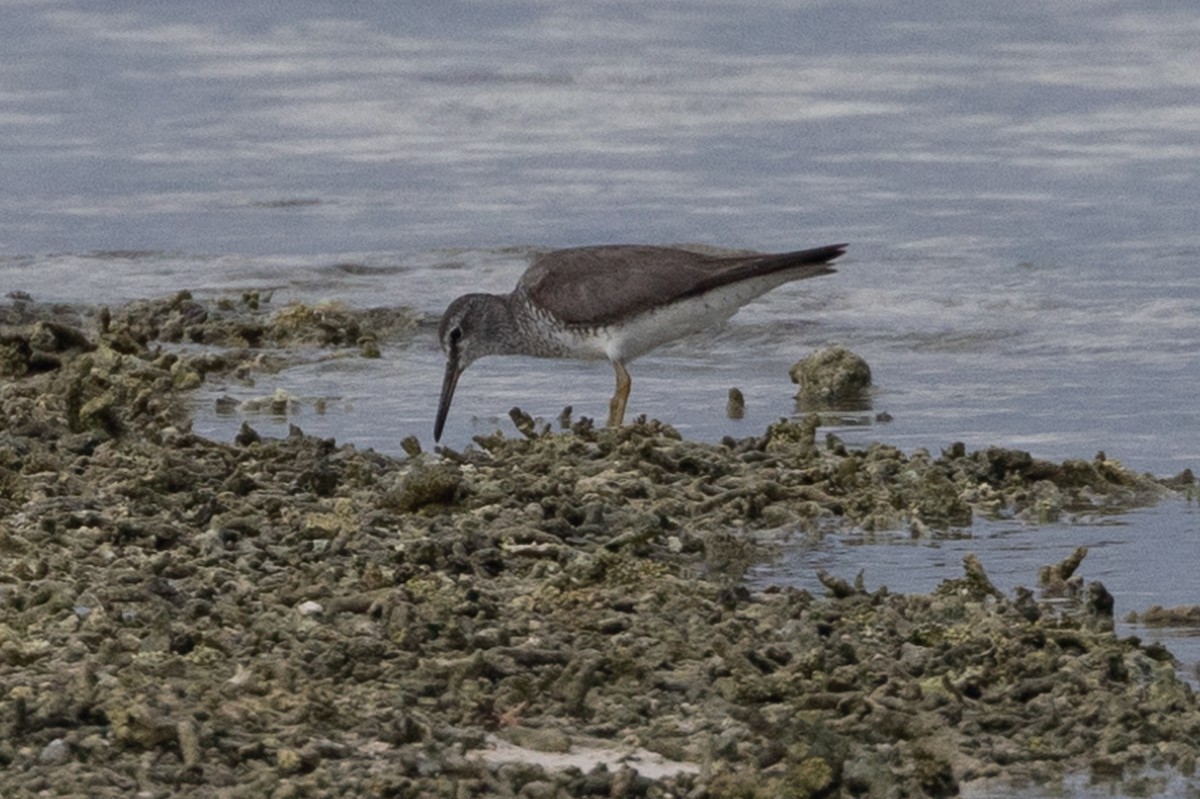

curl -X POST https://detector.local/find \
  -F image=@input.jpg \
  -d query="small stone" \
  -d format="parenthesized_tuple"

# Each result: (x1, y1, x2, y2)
(38, 738, 69, 765)
(270, 388, 292, 416)
(502, 725, 571, 754)
(898, 642, 932, 676)
(171, 367, 202, 390)
(277, 747, 304, 775)
(177, 720, 201, 768)
(359, 336, 381, 358)
(234, 421, 261, 446)
(726, 387, 745, 419)
(517, 781, 558, 799)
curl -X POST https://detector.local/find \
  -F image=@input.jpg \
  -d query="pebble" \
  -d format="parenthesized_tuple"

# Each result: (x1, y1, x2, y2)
(297, 600, 324, 616)
(38, 738, 69, 765)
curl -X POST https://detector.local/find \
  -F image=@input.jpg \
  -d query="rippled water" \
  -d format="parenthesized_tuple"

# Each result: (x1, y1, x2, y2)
(4, 5, 1200, 787)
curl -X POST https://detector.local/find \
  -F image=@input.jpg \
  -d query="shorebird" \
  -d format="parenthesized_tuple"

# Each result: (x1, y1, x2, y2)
(433, 242, 848, 442)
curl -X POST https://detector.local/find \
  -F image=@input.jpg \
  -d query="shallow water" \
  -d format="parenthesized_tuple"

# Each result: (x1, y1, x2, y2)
(749, 501, 1200, 681)
(4, 4, 1200, 787)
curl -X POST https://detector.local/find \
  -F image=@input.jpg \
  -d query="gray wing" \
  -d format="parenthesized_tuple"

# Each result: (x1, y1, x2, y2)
(517, 243, 847, 326)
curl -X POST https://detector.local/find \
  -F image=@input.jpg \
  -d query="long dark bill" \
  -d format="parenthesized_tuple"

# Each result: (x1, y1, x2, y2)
(433, 352, 463, 443)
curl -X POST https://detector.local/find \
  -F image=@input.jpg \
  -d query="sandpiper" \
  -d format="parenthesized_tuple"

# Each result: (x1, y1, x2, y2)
(434, 242, 848, 442)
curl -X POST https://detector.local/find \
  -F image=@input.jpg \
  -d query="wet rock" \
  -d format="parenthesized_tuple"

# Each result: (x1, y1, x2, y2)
(726, 387, 745, 419)
(817, 569, 865, 598)
(509, 406, 541, 439)
(1129, 605, 1200, 626)
(0, 333, 39, 376)
(790, 345, 872, 408)
(936, 553, 1005, 601)
(1086, 581, 1115, 627)
(1, 317, 95, 377)
(29, 320, 95, 355)
(1039, 546, 1088, 596)
(234, 421, 261, 446)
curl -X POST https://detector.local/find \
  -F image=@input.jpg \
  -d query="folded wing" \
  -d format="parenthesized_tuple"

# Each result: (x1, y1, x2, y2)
(518, 244, 847, 326)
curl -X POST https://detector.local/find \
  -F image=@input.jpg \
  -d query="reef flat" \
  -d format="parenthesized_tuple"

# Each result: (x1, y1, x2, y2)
(1, 293, 1197, 798)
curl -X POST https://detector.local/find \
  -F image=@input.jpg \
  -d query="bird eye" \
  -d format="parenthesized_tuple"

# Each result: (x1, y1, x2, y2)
(449, 326, 463, 344)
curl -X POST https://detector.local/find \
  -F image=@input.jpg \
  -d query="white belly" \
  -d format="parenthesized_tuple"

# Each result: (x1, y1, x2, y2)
(560, 272, 797, 363)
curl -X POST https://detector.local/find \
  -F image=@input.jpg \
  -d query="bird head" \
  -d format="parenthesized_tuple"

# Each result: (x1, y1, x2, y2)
(433, 293, 514, 442)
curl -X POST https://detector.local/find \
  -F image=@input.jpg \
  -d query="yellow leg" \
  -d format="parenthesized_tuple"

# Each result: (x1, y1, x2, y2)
(607, 361, 631, 427)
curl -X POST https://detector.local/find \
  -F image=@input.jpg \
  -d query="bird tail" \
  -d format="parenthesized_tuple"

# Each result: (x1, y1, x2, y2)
(699, 243, 848, 292)
(756, 243, 848, 268)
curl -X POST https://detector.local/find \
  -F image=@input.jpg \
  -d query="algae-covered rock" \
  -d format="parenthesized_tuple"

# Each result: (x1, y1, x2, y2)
(99, 291, 419, 357)
(1130, 605, 1200, 626)
(386, 458, 465, 513)
(726, 387, 745, 419)
(790, 345, 872, 409)
(1, 321, 94, 377)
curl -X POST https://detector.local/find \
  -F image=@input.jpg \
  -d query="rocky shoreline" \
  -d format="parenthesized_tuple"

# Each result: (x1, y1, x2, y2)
(2, 293, 1198, 797)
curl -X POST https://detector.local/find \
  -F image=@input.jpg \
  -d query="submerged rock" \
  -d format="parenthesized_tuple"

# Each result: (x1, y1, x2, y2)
(1129, 605, 1200, 626)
